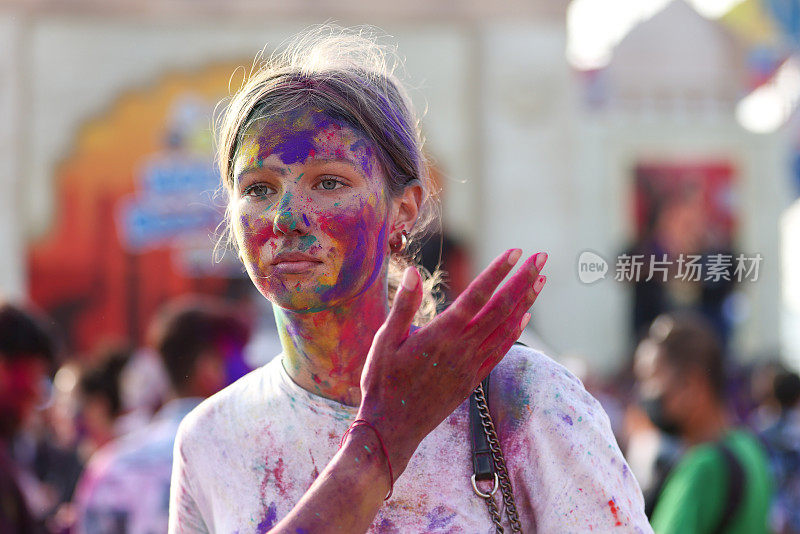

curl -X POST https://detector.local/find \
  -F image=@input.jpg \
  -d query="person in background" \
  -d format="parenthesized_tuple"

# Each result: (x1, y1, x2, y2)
(628, 185, 736, 349)
(73, 296, 250, 534)
(635, 311, 772, 533)
(13, 364, 84, 533)
(750, 360, 790, 432)
(75, 348, 131, 458)
(760, 370, 800, 534)
(0, 303, 57, 533)
(117, 345, 172, 435)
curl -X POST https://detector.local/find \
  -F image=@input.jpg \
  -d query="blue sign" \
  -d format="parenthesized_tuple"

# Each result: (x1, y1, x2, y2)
(117, 198, 221, 251)
(116, 152, 225, 251)
(139, 154, 219, 196)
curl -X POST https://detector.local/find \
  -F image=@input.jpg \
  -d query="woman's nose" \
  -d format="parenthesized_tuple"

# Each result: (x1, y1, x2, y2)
(272, 191, 306, 235)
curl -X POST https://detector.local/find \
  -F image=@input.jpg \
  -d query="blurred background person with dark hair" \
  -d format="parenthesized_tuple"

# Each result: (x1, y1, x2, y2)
(760, 370, 800, 534)
(627, 182, 736, 350)
(72, 296, 250, 534)
(75, 347, 132, 459)
(0, 303, 57, 533)
(634, 312, 772, 533)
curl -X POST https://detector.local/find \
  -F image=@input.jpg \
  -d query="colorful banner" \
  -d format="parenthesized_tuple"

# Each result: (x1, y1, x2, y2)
(29, 63, 248, 352)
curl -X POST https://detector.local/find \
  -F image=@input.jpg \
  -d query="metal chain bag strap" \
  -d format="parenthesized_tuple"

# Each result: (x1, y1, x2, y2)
(469, 371, 523, 533)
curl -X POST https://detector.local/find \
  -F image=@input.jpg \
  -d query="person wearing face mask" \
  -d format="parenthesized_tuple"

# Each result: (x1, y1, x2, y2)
(634, 312, 772, 533)
(168, 26, 651, 533)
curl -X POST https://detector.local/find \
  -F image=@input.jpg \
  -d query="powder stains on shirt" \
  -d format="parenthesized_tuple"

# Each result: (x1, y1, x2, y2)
(168, 346, 652, 533)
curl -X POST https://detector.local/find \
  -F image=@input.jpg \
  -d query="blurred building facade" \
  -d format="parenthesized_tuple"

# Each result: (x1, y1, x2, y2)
(574, 1, 793, 367)
(0, 0, 796, 374)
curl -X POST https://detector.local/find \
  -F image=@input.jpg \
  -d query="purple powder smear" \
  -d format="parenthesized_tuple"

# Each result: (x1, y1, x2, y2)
(427, 505, 456, 530)
(256, 502, 278, 533)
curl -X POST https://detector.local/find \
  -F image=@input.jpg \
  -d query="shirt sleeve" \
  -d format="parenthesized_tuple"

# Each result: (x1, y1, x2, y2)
(494, 347, 653, 533)
(649, 447, 725, 534)
(168, 419, 210, 534)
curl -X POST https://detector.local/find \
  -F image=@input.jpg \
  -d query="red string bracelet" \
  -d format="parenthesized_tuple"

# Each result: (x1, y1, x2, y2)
(339, 419, 394, 500)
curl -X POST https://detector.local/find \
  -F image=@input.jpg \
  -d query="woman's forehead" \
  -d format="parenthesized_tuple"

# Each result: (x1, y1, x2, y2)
(234, 107, 380, 178)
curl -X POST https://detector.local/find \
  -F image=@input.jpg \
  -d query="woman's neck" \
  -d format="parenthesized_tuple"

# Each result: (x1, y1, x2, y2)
(275, 280, 390, 407)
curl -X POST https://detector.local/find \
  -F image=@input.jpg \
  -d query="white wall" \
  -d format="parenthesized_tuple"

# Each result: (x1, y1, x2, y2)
(0, 12, 26, 300)
(782, 198, 800, 369)
(479, 22, 585, 364)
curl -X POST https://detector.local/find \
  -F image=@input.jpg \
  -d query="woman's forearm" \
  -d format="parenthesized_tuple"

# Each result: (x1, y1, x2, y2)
(268, 426, 397, 533)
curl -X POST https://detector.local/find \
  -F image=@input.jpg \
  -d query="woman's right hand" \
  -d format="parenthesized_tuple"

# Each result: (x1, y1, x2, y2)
(356, 249, 547, 478)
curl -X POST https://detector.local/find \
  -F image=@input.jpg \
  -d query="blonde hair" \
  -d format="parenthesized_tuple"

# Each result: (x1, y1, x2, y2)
(216, 26, 442, 323)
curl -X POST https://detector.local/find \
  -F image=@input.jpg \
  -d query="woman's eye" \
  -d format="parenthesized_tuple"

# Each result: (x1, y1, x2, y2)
(243, 184, 274, 198)
(315, 178, 345, 191)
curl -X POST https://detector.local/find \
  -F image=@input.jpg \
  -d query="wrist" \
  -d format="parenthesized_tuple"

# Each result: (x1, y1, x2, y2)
(340, 425, 393, 497)
(354, 408, 417, 477)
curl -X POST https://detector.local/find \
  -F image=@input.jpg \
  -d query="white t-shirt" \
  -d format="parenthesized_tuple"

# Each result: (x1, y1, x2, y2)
(169, 345, 652, 533)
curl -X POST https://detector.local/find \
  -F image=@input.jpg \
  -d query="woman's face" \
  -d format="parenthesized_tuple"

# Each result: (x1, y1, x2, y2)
(231, 107, 393, 312)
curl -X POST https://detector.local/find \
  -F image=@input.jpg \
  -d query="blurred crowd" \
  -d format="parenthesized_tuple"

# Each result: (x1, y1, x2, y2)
(0, 297, 252, 533)
(0, 224, 799, 533)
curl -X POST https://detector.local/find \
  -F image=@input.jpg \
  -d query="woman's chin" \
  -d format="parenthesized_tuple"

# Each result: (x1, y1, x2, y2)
(264, 290, 332, 314)
(255, 274, 380, 313)
(264, 286, 370, 314)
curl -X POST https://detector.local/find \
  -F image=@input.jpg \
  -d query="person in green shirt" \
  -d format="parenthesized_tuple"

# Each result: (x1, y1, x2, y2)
(634, 312, 773, 534)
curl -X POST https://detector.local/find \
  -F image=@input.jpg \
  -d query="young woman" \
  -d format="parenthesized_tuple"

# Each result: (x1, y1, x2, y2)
(169, 28, 651, 533)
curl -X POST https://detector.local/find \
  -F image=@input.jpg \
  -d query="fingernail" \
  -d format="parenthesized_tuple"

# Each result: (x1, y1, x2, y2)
(520, 312, 531, 331)
(401, 266, 418, 291)
(533, 275, 546, 294)
(508, 249, 522, 266)
(534, 252, 548, 271)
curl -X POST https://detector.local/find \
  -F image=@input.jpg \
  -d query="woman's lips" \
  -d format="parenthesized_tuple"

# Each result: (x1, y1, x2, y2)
(271, 260, 321, 274)
(270, 252, 323, 274)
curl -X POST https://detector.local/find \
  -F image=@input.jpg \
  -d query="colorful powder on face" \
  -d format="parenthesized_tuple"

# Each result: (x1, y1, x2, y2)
(318, 210, 388, 303)
(235, 108, 377, 179)
(232, 107, 390, 314)
(298, 235, 317, 251)
(348, 138, 376, 177)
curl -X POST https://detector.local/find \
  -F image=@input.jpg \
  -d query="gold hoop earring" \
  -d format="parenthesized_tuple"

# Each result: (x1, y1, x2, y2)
(390, 230, 408, 254)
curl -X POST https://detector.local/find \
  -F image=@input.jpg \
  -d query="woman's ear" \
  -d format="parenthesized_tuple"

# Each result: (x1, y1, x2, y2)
(392, 183, 423, 233)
